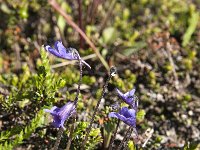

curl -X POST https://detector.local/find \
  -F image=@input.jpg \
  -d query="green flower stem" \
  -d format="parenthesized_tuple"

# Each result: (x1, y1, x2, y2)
(81, 67, 117, 150)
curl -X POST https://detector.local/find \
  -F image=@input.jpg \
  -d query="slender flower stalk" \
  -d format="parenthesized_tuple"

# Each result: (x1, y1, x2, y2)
(117, 126, 133, 150)
(124, 128, 138, 150)
(52, 128, 64, 150)
(65, 60, 82, 150)
(123, 128, 135, 150)
(44, 40, 88, 149)
(81, 67, 117, 149)
(108, 92, 138, 150)
(74, 59, 83, 106)
(66, 117, 76, 150)
(108, 119, 120, 150)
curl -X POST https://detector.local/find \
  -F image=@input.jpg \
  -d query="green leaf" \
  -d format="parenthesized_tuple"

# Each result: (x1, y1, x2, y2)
(1, 3, 12, 14)
(57, 2, 71, 34)
(136, 109, 146, 122)
(102, 27, 118, 44)
(184, 142, 200, 150)
(103, 121, 116, 148)
(19, 5, 29, 19)
(18, 99, 30, 108)
(58, 15, 66, 34)
(128, 140, 136, 150)
(182, 10, 199, 47)
(122, 41, 146, 56)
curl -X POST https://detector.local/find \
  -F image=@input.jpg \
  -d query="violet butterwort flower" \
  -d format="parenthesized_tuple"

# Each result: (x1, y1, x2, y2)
(45, 41, 91, 68)
(116, 88, 136, 108)
(109, 107, 136, 127)
(44, 101, 76, 129)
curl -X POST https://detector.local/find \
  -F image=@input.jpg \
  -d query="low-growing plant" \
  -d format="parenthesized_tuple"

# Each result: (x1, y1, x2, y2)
(0, 40, 144, 150)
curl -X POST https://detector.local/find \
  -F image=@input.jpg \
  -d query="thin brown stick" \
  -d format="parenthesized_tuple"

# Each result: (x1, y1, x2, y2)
(48, 0, 109, 71)
(99, 0, 116, 34)
(89, 0, 102, 24)
(78, 0, 83, 48)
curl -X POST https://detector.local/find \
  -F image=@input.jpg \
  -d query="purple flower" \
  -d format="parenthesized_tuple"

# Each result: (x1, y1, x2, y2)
(45, 41, 91, 68)
(44, 101, 76, 129)
(109, 107, 136, 127)
(116, 88, 137, 108)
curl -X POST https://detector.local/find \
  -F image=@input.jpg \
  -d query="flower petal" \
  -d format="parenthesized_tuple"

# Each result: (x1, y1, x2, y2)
(44, 106, 59, 114)
(108, 112, 118, 118)
(116, 88, 136, 107)
(116, 88, 124, 98)
(45, 45, 61, 58)
(109, 111, 126, 120)
(116, 88, 127, 102)
(119, 107, 129, 115)
(109, 107, 136, 127)
(124, 117, 136, 127)
(54, 41, 66, 53)
(54, 41, 76, 60)
(127, 109, 136, 117)
(44, 101, 76, 128)
(52, 118, 62, 128)
(45, 41, 91, 68)
(120, 107, 136, 118)
(58, 102, 75, 121)
(124, 88, 135, 97)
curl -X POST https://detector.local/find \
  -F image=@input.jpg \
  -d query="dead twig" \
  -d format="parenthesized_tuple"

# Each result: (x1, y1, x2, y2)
(48, 0, 109, 71)
(77, 0, 84, 48)
(142, 128, 154, 148)
(99, 0, 116, 34)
